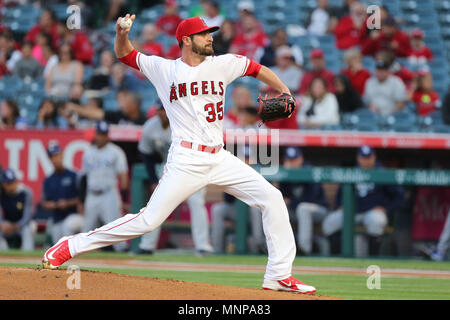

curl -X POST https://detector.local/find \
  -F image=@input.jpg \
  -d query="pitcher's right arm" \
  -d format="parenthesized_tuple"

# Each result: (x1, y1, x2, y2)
(114, 13, 136, 58)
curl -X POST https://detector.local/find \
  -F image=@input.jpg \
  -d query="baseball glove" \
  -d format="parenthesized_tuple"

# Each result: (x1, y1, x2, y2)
(257, 93, 296, 123)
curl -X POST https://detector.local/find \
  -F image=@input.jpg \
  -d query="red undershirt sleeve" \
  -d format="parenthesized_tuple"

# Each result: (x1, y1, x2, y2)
(118, 49, 139, 71)
(244, 59, 262, 78)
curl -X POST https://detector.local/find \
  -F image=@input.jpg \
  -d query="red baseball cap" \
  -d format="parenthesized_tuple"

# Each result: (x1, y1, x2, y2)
(310, 49, 324, 59)
(411, 28, 424, 39)
(175, 17, 219, 43)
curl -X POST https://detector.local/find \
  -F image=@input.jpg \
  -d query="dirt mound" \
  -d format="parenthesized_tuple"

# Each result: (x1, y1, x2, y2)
(0, 266, 339, 300)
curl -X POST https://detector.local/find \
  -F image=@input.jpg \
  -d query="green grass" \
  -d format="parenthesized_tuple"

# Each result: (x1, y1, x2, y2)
(2, 249, 450, 271)
(1, 261, 449, 300)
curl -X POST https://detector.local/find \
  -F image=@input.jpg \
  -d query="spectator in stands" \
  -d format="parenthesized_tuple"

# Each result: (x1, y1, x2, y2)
(85, 49, 114, 93)
(104, 0, 130, 25)
(41, 144, 83, 243)
(0, 30, 22, 74)
(42, 43, 58, 80)
(234, 0, 264, 36)
(307, 0, 332, 35)
(377, 50, 415, 90)
(138, 24, 164, 57)
(298, 49, 335, 94)
(109, 62, 142, 92)
(236, 106, 260, 129)
(212, 19, 235, 56)
(277, 147, 329, 255)
(0, 169, 34, 251)
(165, 43, 182, 60)
(36, 98, 68, 128)
(334, 74, 364, 113)
(340, 48, 371, 95)
(297, 77, 340, 128)
(67, 89, 147, 125)
(331, 0, 360, 20)
(408, 29, 433, 71)
(359, 6, 393, 45)
(322, 146, 405, 256)
(32, 32, 53, 66)
(25, 9, 59, 49)
(56, 20, 94, 65)
(201, 0, 224, 31)
(13, 41, 43, 80)
(255, 28, 303, 68)
(45, 43, 84, 101)
(361, 16, 411, 58)
(260, 46, 303, 94)
(363, 60, 406, 116)
(0, 99, 27, 129)
(412, 71, 441, 117)
(156, 0, 183, 37)
(65, 97, 104, 128)
(334, 1, 366, 49)
(229, 12, 269, 60)
(224, 85, 254, 128)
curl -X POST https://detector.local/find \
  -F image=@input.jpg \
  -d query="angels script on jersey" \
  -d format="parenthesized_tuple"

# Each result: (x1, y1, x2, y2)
(169, 81, 225, 102)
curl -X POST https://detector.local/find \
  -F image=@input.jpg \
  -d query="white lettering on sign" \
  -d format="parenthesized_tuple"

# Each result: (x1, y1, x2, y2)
(28, 140, 54, 180)
(3, 138, 90, 181)
(4, 139, 25, 179)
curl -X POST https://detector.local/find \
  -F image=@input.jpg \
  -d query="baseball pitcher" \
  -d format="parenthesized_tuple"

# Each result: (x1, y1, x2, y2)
(43, 14, 316, 294)
(138, 102, 213, 255)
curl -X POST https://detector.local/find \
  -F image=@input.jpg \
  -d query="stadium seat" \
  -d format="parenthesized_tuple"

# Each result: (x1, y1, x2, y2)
(381, 109, 418, 132)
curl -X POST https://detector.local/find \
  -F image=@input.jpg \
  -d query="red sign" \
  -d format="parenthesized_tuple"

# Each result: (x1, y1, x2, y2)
(412, 187, 450, 240)
(0, 129, 92, 204)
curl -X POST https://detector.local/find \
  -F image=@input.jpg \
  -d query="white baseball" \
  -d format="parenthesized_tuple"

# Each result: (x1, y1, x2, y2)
(120, 18, 132, 29)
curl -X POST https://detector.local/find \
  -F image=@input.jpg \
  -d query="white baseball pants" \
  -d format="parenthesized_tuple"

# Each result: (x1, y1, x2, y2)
(139, 188, 213, 252)
(68, 142, 296, 280)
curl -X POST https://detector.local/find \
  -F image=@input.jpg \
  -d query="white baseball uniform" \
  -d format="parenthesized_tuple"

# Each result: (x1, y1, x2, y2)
(81, 142, 128, 251)
(68, 52, 296, 281)
(138, 115, 213, 253)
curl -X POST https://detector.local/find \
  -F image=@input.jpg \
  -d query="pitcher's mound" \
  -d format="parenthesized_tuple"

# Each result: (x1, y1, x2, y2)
(0, 266, 340, 300)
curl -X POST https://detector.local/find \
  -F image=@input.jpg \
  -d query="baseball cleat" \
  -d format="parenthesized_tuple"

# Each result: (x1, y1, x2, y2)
(42, 237, 72, 269)
(262, 276, 316, 294)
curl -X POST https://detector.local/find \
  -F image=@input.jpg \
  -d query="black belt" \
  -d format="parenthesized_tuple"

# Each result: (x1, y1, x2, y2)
(90, 189, 109, 195)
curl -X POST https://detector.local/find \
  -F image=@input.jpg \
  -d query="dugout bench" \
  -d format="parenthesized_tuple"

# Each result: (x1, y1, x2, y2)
(130, 164, 450, 257)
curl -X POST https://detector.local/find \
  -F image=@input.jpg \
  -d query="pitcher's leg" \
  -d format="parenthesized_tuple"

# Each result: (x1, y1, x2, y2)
(209, 151, 295, 280)
(139, 227, 161, 251)
(187, 188, 213, 252)
(68, 164, 206, 257)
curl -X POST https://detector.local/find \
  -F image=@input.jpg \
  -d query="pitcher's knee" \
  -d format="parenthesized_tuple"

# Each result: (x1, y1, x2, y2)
(264, 186, 284, 208)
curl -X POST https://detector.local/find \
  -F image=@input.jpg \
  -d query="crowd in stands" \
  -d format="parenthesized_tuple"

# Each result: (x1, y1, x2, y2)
(0, 0, 449, 131)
